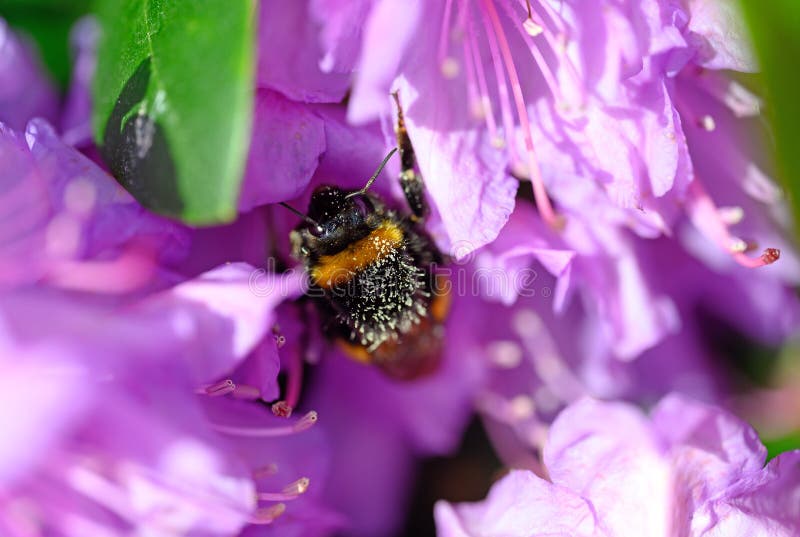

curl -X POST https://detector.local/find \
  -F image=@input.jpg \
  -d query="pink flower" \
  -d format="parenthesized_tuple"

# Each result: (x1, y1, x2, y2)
(436, 394, 800, 537)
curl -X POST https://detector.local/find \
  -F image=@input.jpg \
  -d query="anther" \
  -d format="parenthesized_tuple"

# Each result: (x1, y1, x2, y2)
(273, 326, 286, 349)
(728, 238, 748, 253)
(510, 395, 536, 419)
(482, 0, 563, 229)
(731, 248, 780, 268)
(271, 401, 293, 418)
(698, 115, 716, 132)
(523, 18, 544, 36)
(523, 0, 543, 36)
(486, 340, 523, 368)
(200, 379, 236, 397)
(294, 410, 319, 432)
(718, 206, 744, 225)
(688, 180, 781, 269)
(252, 464, 278, 479)
(251, 503, 286, 525)
(283, 477, 310, 496)
(256, 477, 311, 502)
(441, 57, 460, 78)
(762, 248, 781, 264)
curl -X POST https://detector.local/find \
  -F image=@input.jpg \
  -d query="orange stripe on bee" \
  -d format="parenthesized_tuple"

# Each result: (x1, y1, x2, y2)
(337, 339, 373, 364)
(311, 221, 404, 288)
(430, 274, 452, 322)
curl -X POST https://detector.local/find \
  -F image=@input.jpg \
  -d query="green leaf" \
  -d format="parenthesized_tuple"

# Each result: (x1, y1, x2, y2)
(764, 430, 800, 461)
(740, 1, 800, 231)
(92, 0, 255, 224)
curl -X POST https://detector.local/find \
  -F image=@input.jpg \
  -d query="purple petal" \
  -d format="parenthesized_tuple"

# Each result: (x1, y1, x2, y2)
(26, 118, 190, 263)
(544, 398, 675, 536)
(0, 344, 90, 487)
(685, 0, 757, 72)
(0, 293, 259, 535)
(0, 124, 50, 285)
(434, 470, 600, 537)
(346, 0, 421, 124)
(84, 386, 256, 535)
(395, 83, 516, 257)
(309, 0, 373, 75)
(475, 203, 575, 309)
(642, 79, 692, 198)
(692, 451, 800, 536)
(203, 396, 346, 537)
(0, 20, 58, 132)
(258, 0, 351, 103)
(61, 17, 99, 147)
(139, 262, 305, 385)
(650, 393, 767, 504)
(240, 90, 326, 211)
(308, 381, 416, 537)
(12, 119, 190, 292)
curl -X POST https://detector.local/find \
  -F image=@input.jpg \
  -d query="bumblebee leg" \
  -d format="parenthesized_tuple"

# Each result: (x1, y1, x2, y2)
(392, 91, 428, 222)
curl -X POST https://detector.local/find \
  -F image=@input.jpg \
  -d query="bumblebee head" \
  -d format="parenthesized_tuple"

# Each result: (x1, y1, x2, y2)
(290, 185, 380, 255)
(307, 185, 373, 230)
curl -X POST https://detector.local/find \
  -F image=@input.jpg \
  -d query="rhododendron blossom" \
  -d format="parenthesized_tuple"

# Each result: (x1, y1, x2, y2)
(0, 1, 798, 537)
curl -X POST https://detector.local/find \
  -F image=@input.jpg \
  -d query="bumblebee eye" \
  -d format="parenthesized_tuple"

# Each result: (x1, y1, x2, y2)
(351, 195, 373, 217)
(308, 224, 325, 237)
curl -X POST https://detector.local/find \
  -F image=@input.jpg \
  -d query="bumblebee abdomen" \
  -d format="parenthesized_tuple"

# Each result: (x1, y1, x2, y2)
(329, 245, 429, 349)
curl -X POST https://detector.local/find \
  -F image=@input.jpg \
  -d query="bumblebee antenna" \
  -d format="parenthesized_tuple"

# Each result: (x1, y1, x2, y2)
(278, 202, 323, 232)
(345, 147, 398, 199)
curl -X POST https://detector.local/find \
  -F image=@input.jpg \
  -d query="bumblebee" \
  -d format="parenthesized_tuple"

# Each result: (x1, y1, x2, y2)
(287, 94, 450, 379)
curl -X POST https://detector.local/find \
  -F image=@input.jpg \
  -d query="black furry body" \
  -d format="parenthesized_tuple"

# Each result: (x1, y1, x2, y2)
(291, 189, 441, 353)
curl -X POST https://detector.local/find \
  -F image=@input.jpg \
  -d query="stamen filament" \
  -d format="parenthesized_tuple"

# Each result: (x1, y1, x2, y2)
(199, 379, 236, 397)
(256, 477, 311, 501)
(466, 30, 501, 144)
(212, 411, 318, 437)
(462, 35, 481, 117)
(516, 0, 586, 109)
(231, 384, 261, 400)
(479, 2, 518, 155)
(481, 0, 562, 228)
(438, 0, 456, 72)
(687, 181, 780, 268)
(252, 464, 279, 478)
(271, 339, 305, 417)
(251, 503, 286, 525)
(498, 0, 562, 103)
(532, 0, 567, 36)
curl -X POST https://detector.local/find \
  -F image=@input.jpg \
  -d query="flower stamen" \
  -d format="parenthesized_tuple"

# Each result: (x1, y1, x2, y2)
(197, 379, 261, 400)
(518, 0, 586, 110)
(498, 0, 562, 104)
(270, 334, 304, 417)
(252, 464, 279, 479)
(256, 477, 311, 502)
(478, 1, 517, 155)
(481, 0, 563, 229)
(251, 503, 286, 525)
(522, 0, 543, 36)
(439, 0, 457, 76)
(687, 181, 780, 268)
(199, 379, 236, 397)
(212, 411, 318, 437)
(466, 29, 502, 146)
